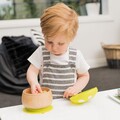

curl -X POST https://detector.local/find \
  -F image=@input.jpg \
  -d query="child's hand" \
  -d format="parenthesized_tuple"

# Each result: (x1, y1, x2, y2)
(31, 83, 42, 94)
(63, 86, 81, 99)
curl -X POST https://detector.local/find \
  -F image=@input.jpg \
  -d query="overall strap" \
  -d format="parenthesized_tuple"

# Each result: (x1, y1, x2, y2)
(69, 47, 77, 66)
(42, 47, 50, 64)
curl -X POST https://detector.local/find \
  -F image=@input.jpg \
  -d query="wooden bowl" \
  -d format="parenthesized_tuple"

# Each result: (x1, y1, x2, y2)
(22, 87, 53, 109)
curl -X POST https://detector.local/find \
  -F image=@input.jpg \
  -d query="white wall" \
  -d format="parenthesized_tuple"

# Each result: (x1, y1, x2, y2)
(0, 0, 120, 68)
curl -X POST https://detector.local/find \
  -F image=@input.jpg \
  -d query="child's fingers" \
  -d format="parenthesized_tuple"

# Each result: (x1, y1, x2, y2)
(37, 85, 43, 93)
(31, 85, 39, 94)
(64, 87, 77, 98)
(63, 88, 72, 98)
(31, 87, 36, 94)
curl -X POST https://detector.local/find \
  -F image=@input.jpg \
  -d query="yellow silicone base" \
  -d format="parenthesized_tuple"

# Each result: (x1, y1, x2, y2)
(23, 105, 53, 114)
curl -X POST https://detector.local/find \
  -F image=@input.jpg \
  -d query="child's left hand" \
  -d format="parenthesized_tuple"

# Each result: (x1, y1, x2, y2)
(63, 72, 90, 98)
(63, 86, 81, 99)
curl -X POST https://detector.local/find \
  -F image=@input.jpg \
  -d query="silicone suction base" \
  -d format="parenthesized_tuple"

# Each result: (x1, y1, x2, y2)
(23, 105, 53, 114)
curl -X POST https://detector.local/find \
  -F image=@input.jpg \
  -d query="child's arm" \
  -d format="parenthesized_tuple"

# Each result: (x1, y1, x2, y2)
(63, 72, 90, 98)
(27, 64, 42, 94)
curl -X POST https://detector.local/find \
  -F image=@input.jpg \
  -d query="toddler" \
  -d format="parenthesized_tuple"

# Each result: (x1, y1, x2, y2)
(27, 3, 90, 99)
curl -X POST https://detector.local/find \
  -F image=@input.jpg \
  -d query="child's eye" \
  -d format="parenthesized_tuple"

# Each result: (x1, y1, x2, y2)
(58, 43, 64, 46)
(47, 41, 53, 44)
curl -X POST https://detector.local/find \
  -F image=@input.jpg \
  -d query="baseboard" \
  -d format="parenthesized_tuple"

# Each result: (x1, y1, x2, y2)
(87, 57, 107, 68)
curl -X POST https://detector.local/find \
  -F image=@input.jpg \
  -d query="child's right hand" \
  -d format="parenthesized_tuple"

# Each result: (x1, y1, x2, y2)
(31, 83, 43, 94)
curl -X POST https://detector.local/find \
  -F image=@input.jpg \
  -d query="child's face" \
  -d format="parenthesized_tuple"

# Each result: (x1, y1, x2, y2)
(45, 34, 71, 55)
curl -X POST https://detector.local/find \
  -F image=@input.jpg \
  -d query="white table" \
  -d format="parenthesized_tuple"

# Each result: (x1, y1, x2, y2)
(0, 89, 119, 120)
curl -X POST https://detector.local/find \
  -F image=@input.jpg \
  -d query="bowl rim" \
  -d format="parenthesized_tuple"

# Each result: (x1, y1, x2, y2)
(22, 87, 51, 96)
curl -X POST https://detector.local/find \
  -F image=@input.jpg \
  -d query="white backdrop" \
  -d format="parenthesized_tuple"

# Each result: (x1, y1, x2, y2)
(0, 0, 120, 68)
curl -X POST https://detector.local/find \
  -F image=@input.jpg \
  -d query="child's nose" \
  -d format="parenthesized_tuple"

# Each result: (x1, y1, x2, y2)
(52, 44, 58, 51)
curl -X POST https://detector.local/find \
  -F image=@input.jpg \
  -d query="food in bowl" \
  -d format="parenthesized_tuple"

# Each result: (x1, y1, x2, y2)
(22, 87, 53, 109)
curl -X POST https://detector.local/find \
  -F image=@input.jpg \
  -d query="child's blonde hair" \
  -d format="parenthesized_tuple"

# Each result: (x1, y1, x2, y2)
(40, 3, 79, 41)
